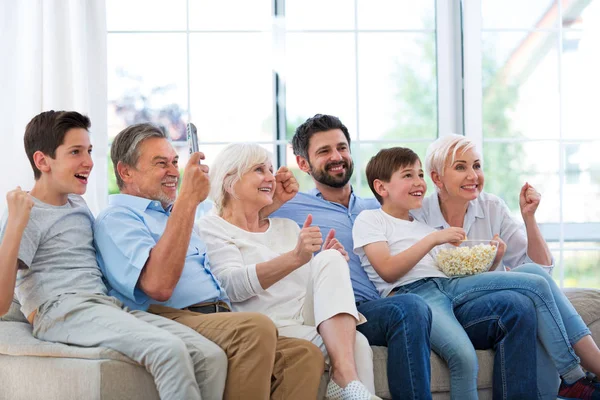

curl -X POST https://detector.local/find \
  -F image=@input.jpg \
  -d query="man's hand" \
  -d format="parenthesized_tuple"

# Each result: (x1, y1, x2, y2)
(519, 182, 541, 218)
(6, 187, 34, 232)
(293, 214, 323, 266)
(430, 227, 466, 246)
(322, 228, 350, 261)
(178, 152, 210, 205)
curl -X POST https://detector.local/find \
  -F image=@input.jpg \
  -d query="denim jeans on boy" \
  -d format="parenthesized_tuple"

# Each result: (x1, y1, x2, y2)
(395, 279, 539, 400)
(357, 293, 433, 400)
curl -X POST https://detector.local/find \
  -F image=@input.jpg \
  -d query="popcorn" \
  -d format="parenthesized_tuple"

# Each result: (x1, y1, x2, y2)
(436, 243, 497, 276)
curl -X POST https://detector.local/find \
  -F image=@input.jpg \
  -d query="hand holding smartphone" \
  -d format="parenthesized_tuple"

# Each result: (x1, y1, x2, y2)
(187, 122, 199, 157)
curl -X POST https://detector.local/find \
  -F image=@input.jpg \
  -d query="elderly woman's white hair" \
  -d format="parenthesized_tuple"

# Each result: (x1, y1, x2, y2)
(209, 142, 273, 213)
(425, 134, 478, 179)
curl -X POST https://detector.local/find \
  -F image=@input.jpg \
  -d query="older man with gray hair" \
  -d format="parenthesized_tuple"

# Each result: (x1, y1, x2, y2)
(94, 123, 324, 400)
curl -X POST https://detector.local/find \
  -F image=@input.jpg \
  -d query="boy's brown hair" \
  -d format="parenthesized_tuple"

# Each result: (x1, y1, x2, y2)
(24, 111, 91, 179)
(366, 147, 421, 204)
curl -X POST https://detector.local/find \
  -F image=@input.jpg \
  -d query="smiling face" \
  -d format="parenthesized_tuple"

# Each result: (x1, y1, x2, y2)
(121, 137, 180, 208)
(435, 147, 484, 202)
(42, 128, 94, 197)
(377, 161, 427, 213)
(298, 129, 354, 188)
(230, 160, 275, 210)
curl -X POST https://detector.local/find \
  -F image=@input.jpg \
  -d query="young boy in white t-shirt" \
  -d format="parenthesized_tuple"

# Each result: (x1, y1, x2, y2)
(352, 147, 598, 400)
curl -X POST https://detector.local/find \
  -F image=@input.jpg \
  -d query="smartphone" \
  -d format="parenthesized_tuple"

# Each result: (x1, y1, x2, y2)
(187, 122, 199, 155)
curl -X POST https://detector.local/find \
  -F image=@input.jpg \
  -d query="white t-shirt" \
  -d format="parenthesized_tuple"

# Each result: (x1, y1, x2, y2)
(198, 215, 310, 328)
(353, 208, 446, 297)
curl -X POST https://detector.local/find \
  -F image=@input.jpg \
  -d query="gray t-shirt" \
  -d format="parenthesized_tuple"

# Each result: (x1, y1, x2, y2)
(0, 194, 107, 318)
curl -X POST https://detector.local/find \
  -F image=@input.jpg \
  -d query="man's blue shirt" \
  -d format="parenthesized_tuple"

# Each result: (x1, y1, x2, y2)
(273, 188, 381, 303)
(94, 194, 228, 311)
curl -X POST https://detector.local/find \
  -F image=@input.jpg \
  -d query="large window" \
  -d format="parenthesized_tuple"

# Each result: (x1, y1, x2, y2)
(464, 0, 600, 287)
(106, 0, 599, 288)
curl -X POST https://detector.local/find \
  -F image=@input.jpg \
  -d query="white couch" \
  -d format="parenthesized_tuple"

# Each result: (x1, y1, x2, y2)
(2, 288, 600, 400)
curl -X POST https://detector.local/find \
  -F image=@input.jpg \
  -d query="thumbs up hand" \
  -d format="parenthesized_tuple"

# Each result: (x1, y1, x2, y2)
(293, 214, 323, 265)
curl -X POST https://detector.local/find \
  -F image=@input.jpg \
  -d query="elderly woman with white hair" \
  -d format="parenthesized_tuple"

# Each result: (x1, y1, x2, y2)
(198, 143, 380, 400)
(411, 133, 600, 397)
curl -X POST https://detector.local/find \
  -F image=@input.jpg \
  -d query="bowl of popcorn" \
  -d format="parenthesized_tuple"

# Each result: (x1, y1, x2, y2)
(436, 240, 499, 277)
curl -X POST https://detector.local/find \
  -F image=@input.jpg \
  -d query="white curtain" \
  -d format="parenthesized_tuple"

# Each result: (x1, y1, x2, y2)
(0, 0, 107, 216)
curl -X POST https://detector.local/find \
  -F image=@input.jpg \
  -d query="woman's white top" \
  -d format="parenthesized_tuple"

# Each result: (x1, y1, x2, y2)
(198, 216, 310, 328)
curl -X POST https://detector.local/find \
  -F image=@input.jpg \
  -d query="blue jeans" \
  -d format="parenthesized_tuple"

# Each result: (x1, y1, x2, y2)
(511, 263, 591, 399)
(512, 263, 591, 345)
(396, 280, 539, 400)
(454, 291, 541, 400)
(356, 293, 432, 400)
(436, 271, 581, 378)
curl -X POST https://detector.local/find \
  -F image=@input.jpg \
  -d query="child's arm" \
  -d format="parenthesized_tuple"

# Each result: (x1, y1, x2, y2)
(363, 227, 466, 283)
(0, 188, 34, 315)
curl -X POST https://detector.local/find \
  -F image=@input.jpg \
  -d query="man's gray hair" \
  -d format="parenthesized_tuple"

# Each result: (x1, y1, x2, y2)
(111, 123, 167, 190)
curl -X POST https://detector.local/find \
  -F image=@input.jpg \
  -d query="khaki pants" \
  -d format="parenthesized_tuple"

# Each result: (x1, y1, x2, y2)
(149, 305, 325, 400)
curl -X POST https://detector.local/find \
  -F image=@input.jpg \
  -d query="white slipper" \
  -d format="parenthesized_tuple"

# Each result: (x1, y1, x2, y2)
(326, 380, 381, 400)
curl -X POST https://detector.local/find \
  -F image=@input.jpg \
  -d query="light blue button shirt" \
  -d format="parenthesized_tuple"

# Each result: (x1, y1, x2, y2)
(273, 188, 381, 303)
(94, 194, 228, 311)
(410, 191, 553, 270)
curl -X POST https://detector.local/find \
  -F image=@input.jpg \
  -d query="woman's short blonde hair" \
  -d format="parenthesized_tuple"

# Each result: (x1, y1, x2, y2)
(209, 143, 273, 213)
(425, 134, 477, 178)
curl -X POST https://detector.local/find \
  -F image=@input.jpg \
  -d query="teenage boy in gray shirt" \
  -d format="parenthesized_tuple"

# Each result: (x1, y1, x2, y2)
(0, 111, 226, 400)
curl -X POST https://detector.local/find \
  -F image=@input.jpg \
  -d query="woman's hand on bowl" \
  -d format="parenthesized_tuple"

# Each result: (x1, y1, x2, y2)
(489, 234, 506, 271)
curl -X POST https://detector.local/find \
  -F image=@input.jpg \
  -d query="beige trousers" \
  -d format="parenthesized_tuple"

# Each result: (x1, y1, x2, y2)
(149, 305, 325, 400)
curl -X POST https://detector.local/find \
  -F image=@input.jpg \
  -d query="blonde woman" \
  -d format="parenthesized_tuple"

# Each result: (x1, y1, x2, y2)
(412, 134, 600, 398)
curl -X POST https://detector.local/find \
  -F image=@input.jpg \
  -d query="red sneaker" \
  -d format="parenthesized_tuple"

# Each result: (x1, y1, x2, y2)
(558, 378, 600, 400)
